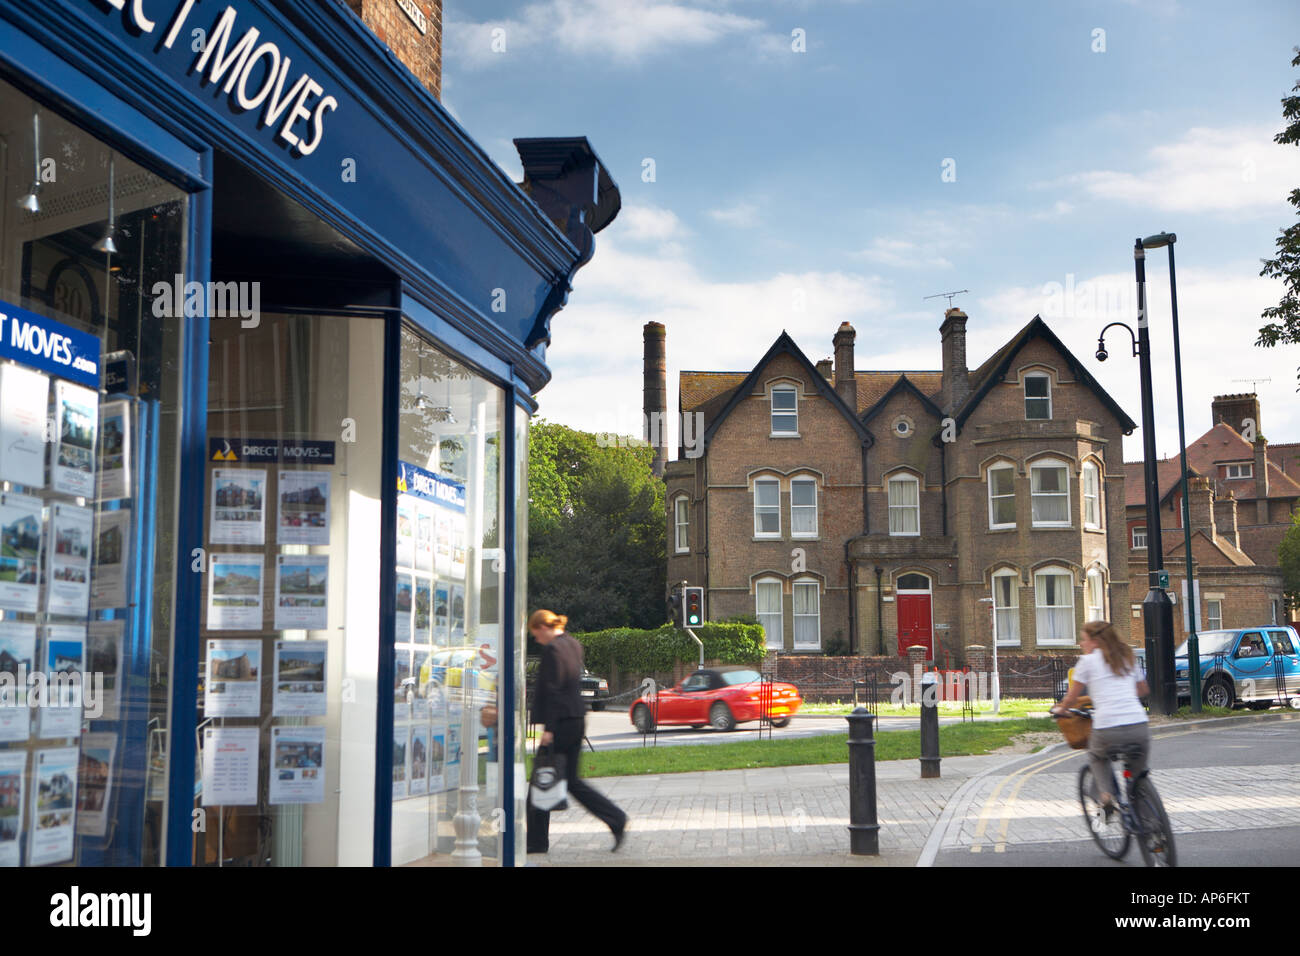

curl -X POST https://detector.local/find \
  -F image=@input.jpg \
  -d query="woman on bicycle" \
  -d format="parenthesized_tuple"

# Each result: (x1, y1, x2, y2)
(1051, 620, 1151, 809)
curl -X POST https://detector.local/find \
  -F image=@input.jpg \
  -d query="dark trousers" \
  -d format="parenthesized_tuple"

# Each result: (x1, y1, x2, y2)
(526, 716, 625, 853)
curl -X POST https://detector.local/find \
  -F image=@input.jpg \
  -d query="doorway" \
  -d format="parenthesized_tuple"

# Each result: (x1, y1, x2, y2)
(896, 572, 933, 658)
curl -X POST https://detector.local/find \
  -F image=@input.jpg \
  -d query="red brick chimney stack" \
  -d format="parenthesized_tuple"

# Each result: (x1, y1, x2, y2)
(1253, 437, 1270, 524)
(1188, 476, 1216, 538)
(833, 323, 857, 410)
(643, 322, 667, 477)
(1213, 490, 1239, 550)
(940, 308, 969, 414)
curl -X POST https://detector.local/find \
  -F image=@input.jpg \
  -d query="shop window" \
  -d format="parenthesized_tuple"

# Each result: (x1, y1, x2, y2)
(888, 475, 920, 536)
(1035, 568, 1075, 644)
(755, 579, 783, 649)
(791, 478, 818, 537)
(988, 464, 1015, 529)
(992, 571, 1020, 646)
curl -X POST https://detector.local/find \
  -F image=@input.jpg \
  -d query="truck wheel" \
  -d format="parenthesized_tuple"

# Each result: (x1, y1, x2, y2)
(1203, 678, 1235, 709)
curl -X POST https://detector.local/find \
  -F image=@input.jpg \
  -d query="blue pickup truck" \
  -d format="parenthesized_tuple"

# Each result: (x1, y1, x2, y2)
(1152, 627, 1300, 709)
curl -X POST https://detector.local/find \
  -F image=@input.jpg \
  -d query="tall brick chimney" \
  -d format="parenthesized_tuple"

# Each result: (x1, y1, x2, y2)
(815, 358, 833, 381)
(940, 308, 970, 414)
(833, 323, 857, 410)
(1213, 490, 1239, 550)
(1253, 436, 1270, 524)
(1187, 476, 1216, 538)
(345, 0, 443, 98)
(1211, 393, 1261, 436)
(643, 322, 667, 477)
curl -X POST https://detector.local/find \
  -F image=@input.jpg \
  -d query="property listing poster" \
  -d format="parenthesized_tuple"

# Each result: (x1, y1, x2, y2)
(445, 723, 460, 790)
(0, 492, 43, 612)
(414, 577, 432, 645)
(90, 508, 130, 609)
(0, 750, 26, 866)
(409, 724, 429, 796)
(51, 380, 99, 498)
(273, 554, 329, 631)
(85, 621, 124, 722)
(395, 572, 413, 643)
(433, 583, 449, 647)
(392, 724, 409, 800)
(29, 746, 78, 866)
(204, 639, 262, 718)
(207, 554, 264, 630)
(0, 363, 49, 489)
(210, 468, 267, 545)
(0, 621, 36, 742)
(393, 646, 412, 720)
(272, 639, 327, 717)
(276, 471, 330, 546)
(415, 506, 434, 573)
(76, 732, 118, 837)
(428, 724, 446, 793)
(396, 496, 415, 568)
(450, 514, 467, 579)
(450, 584, 465, 644)
(45, 503, 93, 616)
(201, 726, 259, 806)
(96, 400, 131, 501)
(434, 511, 451, 576)
(38, 626, 84, 739)
(269, 725, 326, 805)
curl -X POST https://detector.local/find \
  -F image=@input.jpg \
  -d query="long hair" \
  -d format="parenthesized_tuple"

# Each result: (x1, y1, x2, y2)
(528, 608, 568, 631)
(1082, 620, 1134, 675)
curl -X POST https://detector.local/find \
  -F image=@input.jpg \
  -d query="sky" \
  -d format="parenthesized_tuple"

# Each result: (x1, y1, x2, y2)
(440, 0, 1300, 463)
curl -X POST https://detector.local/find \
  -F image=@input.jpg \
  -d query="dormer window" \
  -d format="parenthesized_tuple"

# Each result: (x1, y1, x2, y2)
(1024, 373, 1051, 420)
(1225, 463, 1253, 479)
(771, 386, 798, 435)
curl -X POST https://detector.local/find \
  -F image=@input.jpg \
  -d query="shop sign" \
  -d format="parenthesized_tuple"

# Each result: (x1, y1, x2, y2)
(210, 437, 336, 465)
(395, 0, 429, 35)
(0, 298, 100, 389)
(397, 460, 465, 512)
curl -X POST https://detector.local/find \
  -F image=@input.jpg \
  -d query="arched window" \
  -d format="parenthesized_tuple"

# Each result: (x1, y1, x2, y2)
(792, 578, 820, 649)
(888, 474, 920, 536)
(1030, 459, 1070, 527)
(988, 463, 1015, 529)
(1035, 567, 1075, 644)
(673, 496, 689, 553)
(755, 578, 783, 649)
(992, 569, 1020, 646)
(1086, 568, 1106, 621)
(1082, 461, 1102, 530)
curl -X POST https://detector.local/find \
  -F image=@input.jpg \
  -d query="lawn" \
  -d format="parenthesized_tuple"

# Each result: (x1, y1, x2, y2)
(532, 717, 1059, 779)
(800, 698, 1055, 718)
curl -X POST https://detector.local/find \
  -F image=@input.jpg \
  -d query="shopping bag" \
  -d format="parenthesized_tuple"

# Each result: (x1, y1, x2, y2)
(529, 748, 569, 811)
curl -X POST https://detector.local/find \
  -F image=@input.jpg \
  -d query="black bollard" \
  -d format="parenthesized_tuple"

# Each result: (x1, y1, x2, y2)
(846, 706, 880, 855)
(920, 670, 941, 778)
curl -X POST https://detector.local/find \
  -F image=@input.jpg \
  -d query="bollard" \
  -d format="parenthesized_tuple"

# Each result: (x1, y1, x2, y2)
(919, 670, 941, 779)
(846, 706, 880, 855)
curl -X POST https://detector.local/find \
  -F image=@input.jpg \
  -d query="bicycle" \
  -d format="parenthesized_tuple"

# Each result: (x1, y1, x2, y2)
(1052, 707, 1177, 867)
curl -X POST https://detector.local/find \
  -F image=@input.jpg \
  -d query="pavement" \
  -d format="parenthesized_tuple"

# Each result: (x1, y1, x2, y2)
(529, 712, 1300, 867)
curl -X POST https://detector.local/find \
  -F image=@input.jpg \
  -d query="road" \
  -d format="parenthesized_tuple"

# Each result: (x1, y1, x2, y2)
(925, 713, 1300, 866)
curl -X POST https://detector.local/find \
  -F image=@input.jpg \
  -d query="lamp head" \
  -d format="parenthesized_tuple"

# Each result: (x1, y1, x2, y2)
(92, 231, 118, 255)
(1095, 340, 1108, 362)
(17, 184, 40, 214)
(1141, 232, 1176, 249)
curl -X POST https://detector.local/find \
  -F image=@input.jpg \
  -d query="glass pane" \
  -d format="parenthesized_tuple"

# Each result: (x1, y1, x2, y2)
(1026, 398, 1050, 419)
(898, 573, 929, 590)
(994, 496, 1016, 525)
(792, 508, 816, 535)
(758, 511, 779, 534)
(1032, 467, 1064, 494)
(756, 583, 780, 614)
(991, 468, 1014, 496)
(791, 481, 815, 507)
(771, 414, 797, 432)
(793, 583, 817, 615)
(756, 481, 778, 507)
(889, 479, 918, 506)
(771, 390, 797, 411)
(1025, 377, 1049, 397)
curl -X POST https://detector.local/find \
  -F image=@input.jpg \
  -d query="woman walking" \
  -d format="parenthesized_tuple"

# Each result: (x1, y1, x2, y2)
(526, 609, 628, 854)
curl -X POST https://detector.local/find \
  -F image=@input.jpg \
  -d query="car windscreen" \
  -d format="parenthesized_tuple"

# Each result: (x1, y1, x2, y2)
(1174, 631, 1235, 657)
(719, 670, 762, 686)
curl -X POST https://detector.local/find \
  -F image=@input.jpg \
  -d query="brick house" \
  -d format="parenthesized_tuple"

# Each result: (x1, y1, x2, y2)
(664, 309, 1137, 664)
(1123, 394, 1300, 638)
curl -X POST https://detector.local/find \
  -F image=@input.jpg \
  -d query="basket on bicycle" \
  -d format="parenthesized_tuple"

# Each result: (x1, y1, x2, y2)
(1056, 695, 1093, 749)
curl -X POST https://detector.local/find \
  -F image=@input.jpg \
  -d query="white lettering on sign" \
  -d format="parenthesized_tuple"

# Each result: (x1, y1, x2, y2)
(395, 0, 429, 35)
(99, 0, 338, 158)
(0, 312, 96, 376)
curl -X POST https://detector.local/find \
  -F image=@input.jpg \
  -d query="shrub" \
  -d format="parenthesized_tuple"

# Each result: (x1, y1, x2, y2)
(572, 622, 766, 675)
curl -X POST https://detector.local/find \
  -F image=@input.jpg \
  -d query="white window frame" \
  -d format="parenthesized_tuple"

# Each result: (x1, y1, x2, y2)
(1132, 525, 1147, 549)
(1086, 569, 1105, 622)
(1024, 373, 1052, 420)
(1034, 567, 1076, 645)
(987, 463, 1016, 530)
(792, 578, 821, 649)
(753, 477, 781, 538)
(1030, 460, 1071, 528)
(673, 496, 689, 553)
(770, 386, 798, 436)
(756, 578, 783, 649)
(1207, 599, 1223, 630)
(790, 477, 818, 538)
(887, 474, 921, 537)
(1226, 463, 1253, 479)
(992, 569, 1020, 647)
(1082, 461, 1102, 530)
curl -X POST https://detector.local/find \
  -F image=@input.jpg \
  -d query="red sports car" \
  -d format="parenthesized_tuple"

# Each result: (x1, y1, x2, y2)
(629, 666, 802, 732)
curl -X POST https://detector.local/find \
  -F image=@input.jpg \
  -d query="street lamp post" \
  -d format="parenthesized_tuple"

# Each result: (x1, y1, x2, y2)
(1141, 232, 1201, 712)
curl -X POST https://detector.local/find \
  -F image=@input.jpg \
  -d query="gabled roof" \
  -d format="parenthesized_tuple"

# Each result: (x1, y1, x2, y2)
(953, 316, 1138, 433)
(696, 332, 874, 447)
(860, 374, 945, 424)
(680, 368, 944, 417)
(1123, 460, 1205, 509)
(1183, 423, 1300, 499)
(1163, 529, 1254, 567)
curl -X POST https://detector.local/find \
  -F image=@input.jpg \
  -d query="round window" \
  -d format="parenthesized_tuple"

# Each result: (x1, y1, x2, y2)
(895, 421, 910, 436)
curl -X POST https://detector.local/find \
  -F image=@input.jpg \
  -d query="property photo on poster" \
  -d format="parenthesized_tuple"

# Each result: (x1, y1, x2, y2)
(29, 746, 78, 866)
(204, 639, 262, 718)
(391, 724, 408, 800)
(416, 507, 433, 573)
(85, 620, 124, 722)
(409, 725, 429, 795)
(276, 471, 330, 546)
(90, 508, 130, 609)
(0, 621, 36, 738)
(395, 572, 413, 643)
(210, 469, 267, 545)
(270, 725, 326, 805)
(0, 493, 43, 613)
(428, 726, 445, 794)
(396, 495, 415, 568)
(0, 363, 48, 489)
(45, 503, 93, 617)
(96, 401, 131, 501)
(414, 577, 431, 645)
(207, 555, 264, 630)
(450, 584, 465, 644)
(434, 511, 451, 577)
(0, 750, 26, 867)
(272, 639, 327, 717)
(76, 732, 118, 837)
(38, 626, 84, 739)
(51, 380, 99, 498)
(273, 555, 329, 631)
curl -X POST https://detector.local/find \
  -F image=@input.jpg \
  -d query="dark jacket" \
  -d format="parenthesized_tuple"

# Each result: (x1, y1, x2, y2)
(530, 633, 586, 731)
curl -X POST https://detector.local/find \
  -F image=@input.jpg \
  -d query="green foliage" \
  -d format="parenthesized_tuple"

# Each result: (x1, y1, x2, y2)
(1279, 508, 1300, 612)
(527, 420, 666, 630)
(572, 622, 767, 676)
(1258, 47, 1300, 389)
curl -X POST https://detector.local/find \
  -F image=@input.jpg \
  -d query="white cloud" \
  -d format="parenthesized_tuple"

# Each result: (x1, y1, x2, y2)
(616, 204, 689, 242)
(707, 202, 760, 227)
(1064, 125, 1296, 215)
(852, 237, 952, 270)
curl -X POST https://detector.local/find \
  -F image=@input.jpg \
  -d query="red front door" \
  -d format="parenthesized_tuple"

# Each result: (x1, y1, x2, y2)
(897, 594, 933, 657)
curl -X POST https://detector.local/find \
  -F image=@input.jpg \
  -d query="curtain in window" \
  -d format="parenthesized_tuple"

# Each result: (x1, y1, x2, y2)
(792, 582, 819, 647)
(1083, 464, 1100, 527)
(888, 478, 919, 534)
(1086, 571, 1104, 621)
(1036, 572, 1074, 642)
(675, 498, 688, 551)
(791, 480, 817, 535)
(994, 574, 1019, 645)
(1031, 466, 1068, 523)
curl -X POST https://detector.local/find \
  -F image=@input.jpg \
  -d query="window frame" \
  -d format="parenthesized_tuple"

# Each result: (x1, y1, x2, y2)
(1082, 461, 1102, 530)
(770, 385, 799, 436)
(1034, 567, 1076, 646)
(1086, 568, 1106, 622)
(887, 473, 921, 537)
(1132, 525, 1147, 550)
(992, 569, 1021, 647)
(755, 577, 784, 649)
(673, 495, 689, 553)
(1206, 599, 1223, 631)
(791, 578, 821, 649)
(1024, 373, 1052, 420)
(987, 463, 1016, 530)
(790, 477, 819, 538)
(1225, 463, 1253, 480)
(753, 477, 781, 538)
(1029, 459, 1071, 528)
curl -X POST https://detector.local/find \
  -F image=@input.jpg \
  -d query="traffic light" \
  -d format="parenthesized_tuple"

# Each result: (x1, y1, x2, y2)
(683, 587, 704, 628)
(667, 589, 683, 624)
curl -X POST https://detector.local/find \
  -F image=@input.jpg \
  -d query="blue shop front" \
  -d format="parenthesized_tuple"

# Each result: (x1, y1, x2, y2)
(0, 0, 617, 867)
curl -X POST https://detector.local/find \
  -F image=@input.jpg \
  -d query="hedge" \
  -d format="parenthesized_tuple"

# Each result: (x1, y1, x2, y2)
(572, 622, 766, 676)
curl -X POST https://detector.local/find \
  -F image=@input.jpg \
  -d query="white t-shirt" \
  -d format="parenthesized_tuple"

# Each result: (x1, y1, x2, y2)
(1073, 648, 1148, 729)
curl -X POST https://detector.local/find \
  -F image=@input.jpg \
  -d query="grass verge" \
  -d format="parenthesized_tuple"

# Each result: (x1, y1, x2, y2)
(800, 698, 1054, 718)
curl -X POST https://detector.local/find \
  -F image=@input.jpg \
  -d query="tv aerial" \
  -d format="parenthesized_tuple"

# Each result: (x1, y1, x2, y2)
(1231, 377, 1272, 393)
(924, 290, 969, 309)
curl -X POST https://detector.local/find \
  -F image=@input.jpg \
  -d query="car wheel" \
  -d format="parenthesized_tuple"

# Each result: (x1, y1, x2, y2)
(1290, 697, 1300, 711)
(1203, 678, 1235, 709)
(632, 704, 654, 734)
(709, 702, 735, 731)
(770, 717, 790, 728)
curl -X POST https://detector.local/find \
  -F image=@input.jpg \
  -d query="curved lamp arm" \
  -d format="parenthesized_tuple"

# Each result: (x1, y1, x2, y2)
(1097, 321, 1139, 360)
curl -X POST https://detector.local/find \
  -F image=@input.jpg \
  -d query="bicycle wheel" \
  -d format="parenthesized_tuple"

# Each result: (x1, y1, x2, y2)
(1078, 763, 1129, 860)
(1132, 778, 1177, 867)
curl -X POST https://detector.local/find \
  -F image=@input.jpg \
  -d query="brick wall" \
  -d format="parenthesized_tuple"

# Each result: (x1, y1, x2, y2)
(345, 0, 442, 98)
(774, 652, 1073, 701)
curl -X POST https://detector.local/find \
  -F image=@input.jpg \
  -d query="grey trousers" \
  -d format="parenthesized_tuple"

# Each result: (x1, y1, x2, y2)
(1086, 721, 1151, 801)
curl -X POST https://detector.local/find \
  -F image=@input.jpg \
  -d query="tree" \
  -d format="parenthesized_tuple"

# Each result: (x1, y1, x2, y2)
(1257, 47, 1300, 389)
(526, 421, 666, 632)
(1280, 509, 1300, 615)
